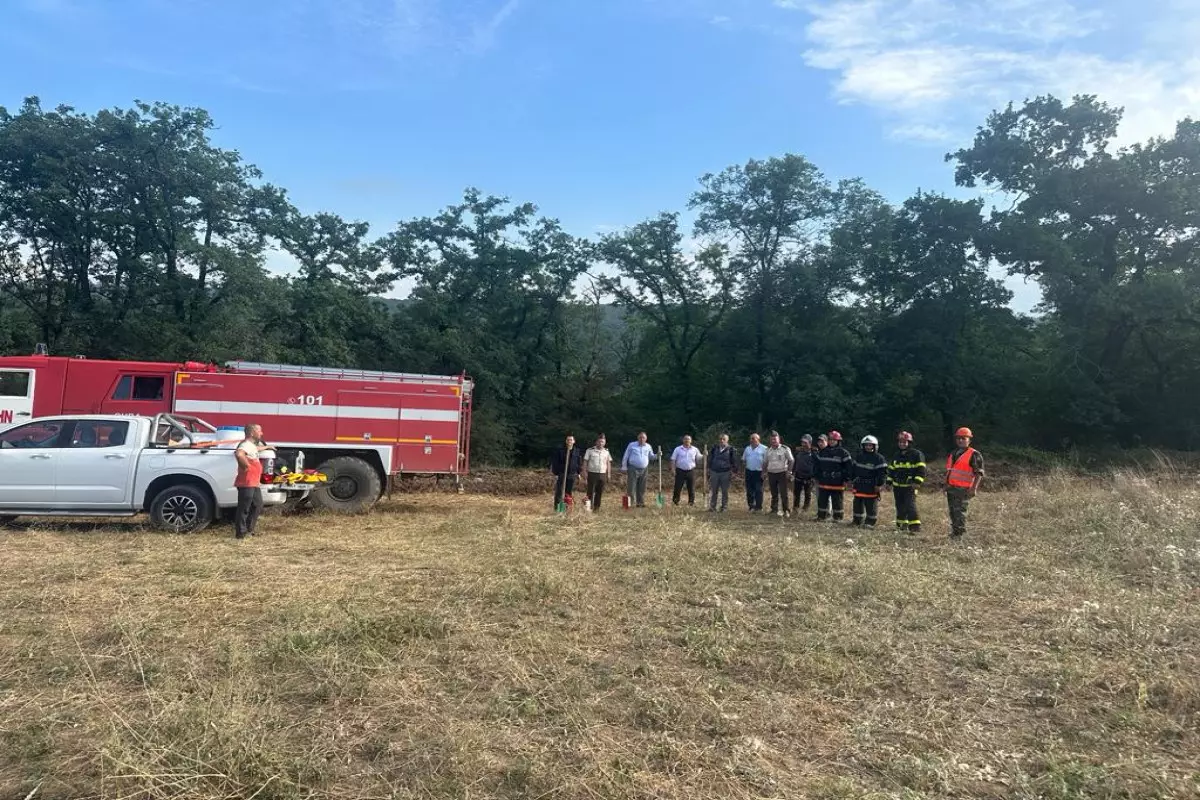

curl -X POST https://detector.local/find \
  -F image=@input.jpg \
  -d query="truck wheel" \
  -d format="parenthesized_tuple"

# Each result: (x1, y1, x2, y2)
(149, 485, 214, 533)
(310, 456, 382, 513)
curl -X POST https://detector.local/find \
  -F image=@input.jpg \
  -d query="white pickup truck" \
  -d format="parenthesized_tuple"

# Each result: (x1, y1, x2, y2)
(0, 413, 296, 532)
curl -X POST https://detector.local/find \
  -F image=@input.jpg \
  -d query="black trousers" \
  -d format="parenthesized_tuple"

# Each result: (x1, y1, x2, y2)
(893, 486, 921, 531)
(745, 470, 764, 510)
(852, 495, 879, 526)
(235, 487, 263, 538)
(673, 469, 695, 505)
(553, 474, 577, 507)
(816, 487, 845, 520)
(768, 472, 790, 513)
(586, 473, 607, 511)
(793, 477, 813, 511)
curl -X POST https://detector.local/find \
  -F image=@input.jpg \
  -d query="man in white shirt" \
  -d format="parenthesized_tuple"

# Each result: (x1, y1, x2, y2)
(620, 431, 657, 508)
(670, 434, 702, 507)
(582, 434, 613, 511)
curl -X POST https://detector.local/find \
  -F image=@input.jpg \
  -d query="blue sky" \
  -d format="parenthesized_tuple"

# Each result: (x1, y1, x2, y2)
(3, 0, 1199, 311)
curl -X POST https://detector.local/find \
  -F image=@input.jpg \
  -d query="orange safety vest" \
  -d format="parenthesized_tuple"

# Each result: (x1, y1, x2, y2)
(946, 448, 977, 488)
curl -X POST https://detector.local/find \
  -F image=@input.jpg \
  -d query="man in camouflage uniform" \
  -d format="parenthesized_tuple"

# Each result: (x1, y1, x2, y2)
(944, 427, 985, 540)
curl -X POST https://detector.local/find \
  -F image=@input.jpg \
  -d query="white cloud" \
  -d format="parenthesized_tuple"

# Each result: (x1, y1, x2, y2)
(790, 0, 1200, 145)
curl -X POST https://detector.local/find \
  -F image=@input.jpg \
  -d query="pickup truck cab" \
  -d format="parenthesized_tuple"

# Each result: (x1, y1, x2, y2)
(0, 413, 292, 532)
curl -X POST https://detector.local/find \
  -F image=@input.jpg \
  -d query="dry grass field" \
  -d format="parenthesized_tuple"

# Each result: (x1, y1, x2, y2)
(1, 472, 1198, 799)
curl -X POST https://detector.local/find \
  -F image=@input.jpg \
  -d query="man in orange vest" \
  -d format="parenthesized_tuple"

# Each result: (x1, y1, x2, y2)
(945, 427, 985, 539)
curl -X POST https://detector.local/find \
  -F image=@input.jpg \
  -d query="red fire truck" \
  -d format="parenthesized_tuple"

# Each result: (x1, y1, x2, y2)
(0, 351, 473, 512)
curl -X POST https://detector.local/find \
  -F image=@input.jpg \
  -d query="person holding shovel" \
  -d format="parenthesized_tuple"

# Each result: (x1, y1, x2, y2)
(620, 431, 657, 508)
(550, 434, 582, 511)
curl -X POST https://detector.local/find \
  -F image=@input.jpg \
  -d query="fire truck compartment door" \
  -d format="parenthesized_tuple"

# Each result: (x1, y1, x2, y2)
(0, 368, 35, 428)
(334, 391, 401, 444)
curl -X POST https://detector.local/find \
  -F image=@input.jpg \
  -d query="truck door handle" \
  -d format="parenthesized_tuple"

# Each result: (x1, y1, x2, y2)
(105, 454, 127, 460)
(30, 453, 52, 459)
(17, 412, 30, 417)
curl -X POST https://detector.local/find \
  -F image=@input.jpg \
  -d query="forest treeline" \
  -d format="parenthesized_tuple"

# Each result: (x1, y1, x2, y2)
(1, 95, 1197, 464)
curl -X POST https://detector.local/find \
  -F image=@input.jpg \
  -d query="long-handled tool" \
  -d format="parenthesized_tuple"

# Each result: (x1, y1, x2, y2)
(555, 442, 569, 514)
(655, 446, 665, 508)
(622, 468, 631, 510)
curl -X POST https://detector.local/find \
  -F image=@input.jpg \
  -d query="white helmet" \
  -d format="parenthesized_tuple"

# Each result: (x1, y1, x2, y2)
(861, 435, 879, 447)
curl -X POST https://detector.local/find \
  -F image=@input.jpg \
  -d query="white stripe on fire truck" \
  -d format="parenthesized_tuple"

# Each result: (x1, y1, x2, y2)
(174, 399, 460, 423)
(399, 408, 461, 422)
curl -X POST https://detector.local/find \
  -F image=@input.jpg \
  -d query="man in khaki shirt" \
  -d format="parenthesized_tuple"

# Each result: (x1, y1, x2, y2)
(764, 431, 795, 517)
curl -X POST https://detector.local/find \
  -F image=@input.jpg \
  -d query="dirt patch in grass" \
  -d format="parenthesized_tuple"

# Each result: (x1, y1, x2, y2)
(1, 475, 1198, 798)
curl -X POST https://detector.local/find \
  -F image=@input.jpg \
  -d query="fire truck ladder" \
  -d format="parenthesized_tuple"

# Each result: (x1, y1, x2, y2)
(226, 361, 473, 394)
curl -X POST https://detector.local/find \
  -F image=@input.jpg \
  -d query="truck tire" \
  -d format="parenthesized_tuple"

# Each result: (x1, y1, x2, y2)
(310, 456, 382, 513)
(149, 484, 214, 533)
(0, 515, 16, 527)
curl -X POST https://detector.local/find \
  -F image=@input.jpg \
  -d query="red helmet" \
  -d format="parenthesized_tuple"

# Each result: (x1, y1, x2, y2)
(897, 431, 913, 443)
(955, 427, 973, 438)
(828, 430, 842, 442)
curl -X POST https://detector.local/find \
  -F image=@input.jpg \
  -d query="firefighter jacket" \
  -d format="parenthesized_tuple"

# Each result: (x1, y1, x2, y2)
(793, 447, 817, 480)
(887, 447, 927, 488)
(813, 445, 853, 488)
(851, 450, 888, 497)
(550, 446, 582, 477)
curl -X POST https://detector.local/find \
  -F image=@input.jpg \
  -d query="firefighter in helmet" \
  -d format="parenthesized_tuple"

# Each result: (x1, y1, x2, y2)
(945, 427, 985, 539)
(850, 435, 888, 527)
(888, 431, 927, 534)
(813, 430, 853, 521)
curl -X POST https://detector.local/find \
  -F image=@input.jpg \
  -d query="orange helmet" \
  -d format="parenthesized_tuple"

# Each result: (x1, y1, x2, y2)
(955, 427, 973, 438)
(828, 430, 842, 442)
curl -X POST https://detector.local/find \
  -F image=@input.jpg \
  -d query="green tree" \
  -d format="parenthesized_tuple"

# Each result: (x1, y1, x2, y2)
(383, 190, 591, 463)
(598, 212, 734, 430)
(690, 155, 837, 428)
(952, 95, 1200, 445)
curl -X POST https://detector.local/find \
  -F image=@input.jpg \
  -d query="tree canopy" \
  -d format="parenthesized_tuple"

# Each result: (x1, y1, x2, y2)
(1, 94, 1197, 462)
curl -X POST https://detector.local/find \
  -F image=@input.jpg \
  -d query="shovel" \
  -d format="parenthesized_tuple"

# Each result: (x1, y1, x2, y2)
(655, 446, 666, 508)
(554, 447, 569, 514)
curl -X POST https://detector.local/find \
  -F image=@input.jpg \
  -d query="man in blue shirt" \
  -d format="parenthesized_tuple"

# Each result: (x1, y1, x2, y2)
(620, 431, 657, 508)
(742, 433, 767, 513)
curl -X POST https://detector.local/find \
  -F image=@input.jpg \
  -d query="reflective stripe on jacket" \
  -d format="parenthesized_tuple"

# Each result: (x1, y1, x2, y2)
(851, 450, 888, 497)
(813, 446, 853, 488)
(888, 447, 927, 487)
